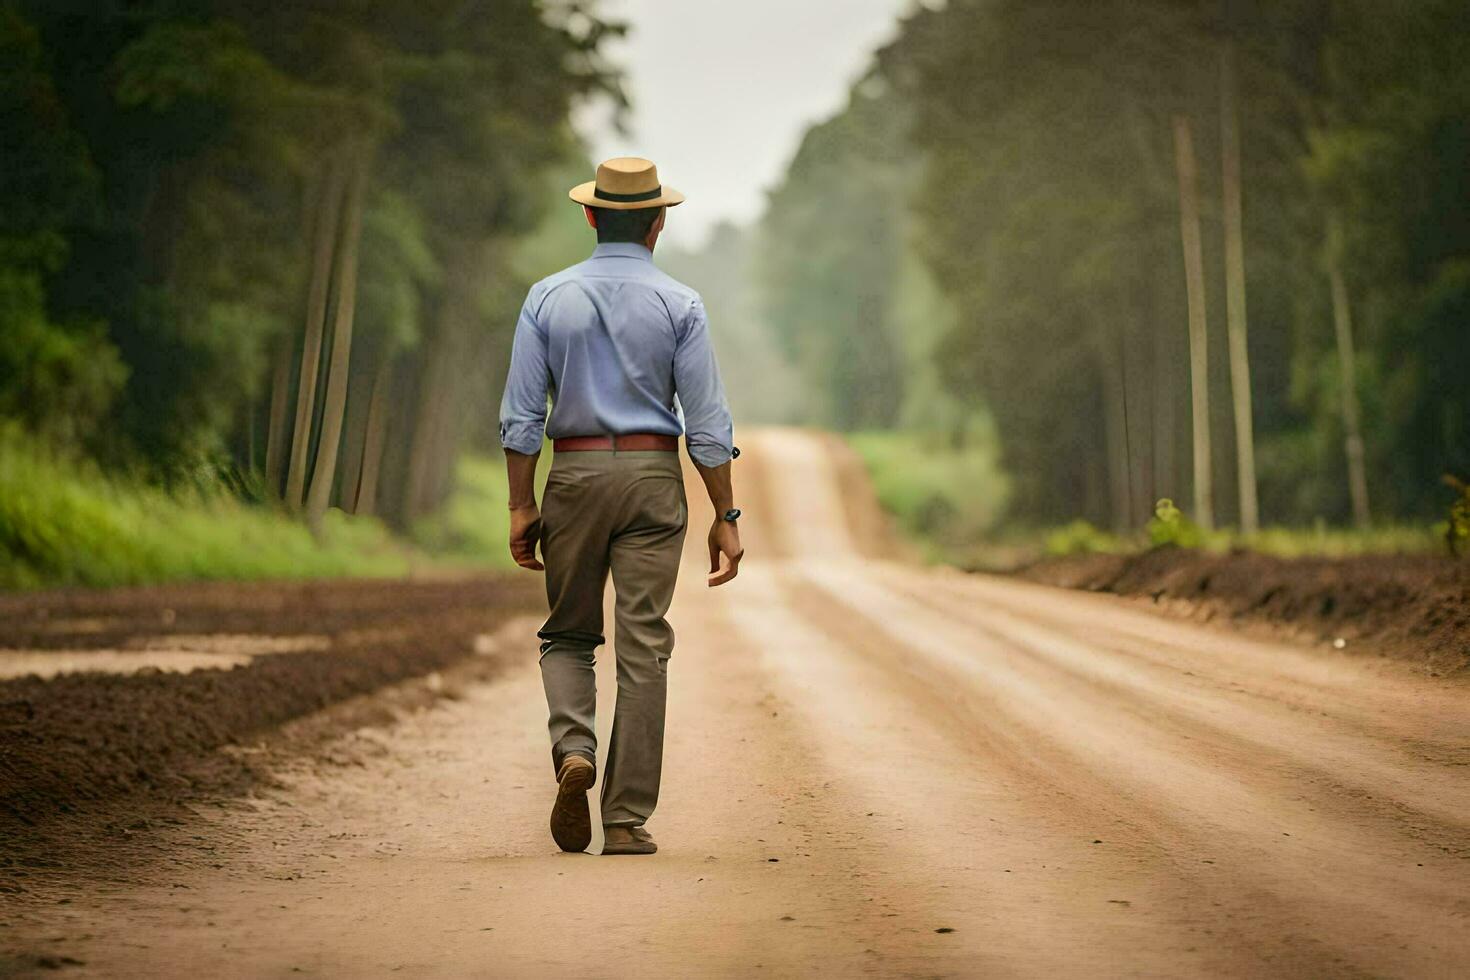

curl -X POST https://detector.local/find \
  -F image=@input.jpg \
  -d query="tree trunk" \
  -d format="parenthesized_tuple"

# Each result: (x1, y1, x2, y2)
(1220, 40, 1259, 534)
(1100, 324, 1133, 533)
(263, 339, 293, 498)
(401, 330, 448, 522)
(354, 356, 394, 517)
(306, 151, 371, 526)
(337, 360, 371, 514)
(1327, 221, 1371, 528)
(244, 398, 257, 472)
(1149, 269, 1178, 512)
(1127, 284, 1156, 511)
(425, 377, 462, 513)
(285, 156, 347, 510)
(1172, 114, 1215, 530)
(401, 246, 480, 521)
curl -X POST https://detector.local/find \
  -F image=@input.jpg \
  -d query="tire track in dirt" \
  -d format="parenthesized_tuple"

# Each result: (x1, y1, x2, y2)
(871, 567, 1470, 837)
(779, 560, 1470, 976)
(723, 562, 1300, 977)
(913, 569, 1470, 755)
(740, 428, 1469, 976)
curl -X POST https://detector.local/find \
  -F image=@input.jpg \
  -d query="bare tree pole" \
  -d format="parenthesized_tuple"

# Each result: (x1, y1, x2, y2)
(353, 356, 394, 516)
(1172, 114, 1215, 530)
(266, 167, 327, 500)
(285, 155, 347, 510)
(306, 150, 371, 526)
(1219, 39, 1259, 534)
(1098, 316, 1135, 532)
(1151, 316, 1177, 502)
(337, 373, 369, 514)
(402, 327, 449, 522)
(402, 245, 480, 521)
(1327, 216, 1371, 528)
(263, 339, 292, 498)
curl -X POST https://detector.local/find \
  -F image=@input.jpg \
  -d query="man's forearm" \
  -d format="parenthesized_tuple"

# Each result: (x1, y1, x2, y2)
(693, 460, 734, 514)
(505, 449, 540, 509)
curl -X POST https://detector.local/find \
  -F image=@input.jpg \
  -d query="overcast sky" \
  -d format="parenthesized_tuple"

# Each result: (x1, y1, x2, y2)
(575, 0, 918, 249)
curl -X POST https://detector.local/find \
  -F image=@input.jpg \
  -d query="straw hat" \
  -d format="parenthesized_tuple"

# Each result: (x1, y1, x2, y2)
(569, 157, 685, 210)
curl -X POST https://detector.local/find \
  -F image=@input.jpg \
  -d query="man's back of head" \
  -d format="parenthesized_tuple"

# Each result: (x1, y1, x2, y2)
(591, 206, 663, 245)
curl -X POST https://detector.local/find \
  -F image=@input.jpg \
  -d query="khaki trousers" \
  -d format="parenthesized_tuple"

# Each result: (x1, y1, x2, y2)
(537, 450, 687, 828)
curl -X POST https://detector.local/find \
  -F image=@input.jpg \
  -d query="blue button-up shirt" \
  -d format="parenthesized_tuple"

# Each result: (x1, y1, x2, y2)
(498, 242, 735, 467)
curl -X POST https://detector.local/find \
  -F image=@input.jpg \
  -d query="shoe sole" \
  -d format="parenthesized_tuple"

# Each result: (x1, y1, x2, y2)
(601, 834, 657, 856)
(550, 761, 595, 853)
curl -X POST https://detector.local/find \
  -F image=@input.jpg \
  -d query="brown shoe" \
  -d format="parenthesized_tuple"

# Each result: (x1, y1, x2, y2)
(550, 754, 595, 853)
(602, 825, 657, 855)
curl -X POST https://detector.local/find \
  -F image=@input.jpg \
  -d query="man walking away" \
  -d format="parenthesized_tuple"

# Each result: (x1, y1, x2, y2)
(498, 157, 744, 856)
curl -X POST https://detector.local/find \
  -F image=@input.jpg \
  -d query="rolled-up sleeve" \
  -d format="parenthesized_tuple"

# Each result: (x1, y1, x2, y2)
(673, 296, 734, 467)
(497, 293, 550, 455)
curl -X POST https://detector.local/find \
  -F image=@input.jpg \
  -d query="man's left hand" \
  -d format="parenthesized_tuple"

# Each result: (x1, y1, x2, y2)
(707, 519, 743, 587)
(509, 504, 544, 571)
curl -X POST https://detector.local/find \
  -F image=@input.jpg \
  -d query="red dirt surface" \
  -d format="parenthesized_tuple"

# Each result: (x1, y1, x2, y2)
(2, 430, 1468, 977)
(0, 575, 540, 888)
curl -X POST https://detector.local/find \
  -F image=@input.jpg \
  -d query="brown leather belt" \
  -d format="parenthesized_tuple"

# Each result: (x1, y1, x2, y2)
(553, 433, 679, 452)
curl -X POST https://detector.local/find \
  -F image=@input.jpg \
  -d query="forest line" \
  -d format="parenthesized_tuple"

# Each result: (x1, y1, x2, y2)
(3, 1, 618, 534)
(722, 0, 1469, 535)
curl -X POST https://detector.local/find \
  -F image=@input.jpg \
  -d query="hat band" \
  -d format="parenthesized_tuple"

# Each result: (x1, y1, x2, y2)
(594, 185, 662, 203)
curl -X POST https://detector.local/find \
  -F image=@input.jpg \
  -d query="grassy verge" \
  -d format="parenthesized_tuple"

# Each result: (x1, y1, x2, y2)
(410, 450, 550, 570)
(409, 454, 515, 569)
(0, 429, 411, 590)
(1025, 517, 1445, 560)
(845, 429, 1010, 564)
(844, 430, 1450, 568)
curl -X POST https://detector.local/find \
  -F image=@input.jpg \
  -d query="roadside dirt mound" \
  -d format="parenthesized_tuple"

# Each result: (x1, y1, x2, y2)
(1020, 548, 1470, 675)
(818, 431, 912, 561)
(0, 575, 540, 886)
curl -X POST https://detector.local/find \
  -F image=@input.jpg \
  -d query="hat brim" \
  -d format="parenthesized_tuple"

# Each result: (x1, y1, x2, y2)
(568, 180, 685, 210)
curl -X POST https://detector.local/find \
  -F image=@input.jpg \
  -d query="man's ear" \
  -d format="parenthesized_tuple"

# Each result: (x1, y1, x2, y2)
(583, 206, 597, 229)
(644, 207, 667, 250)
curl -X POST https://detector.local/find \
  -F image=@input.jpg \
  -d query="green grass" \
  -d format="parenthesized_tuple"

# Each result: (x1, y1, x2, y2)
(410, 449, 551, 569)
(845, 429, 1450, 567)
(0, 427, 411, 590)
(845, 429, 1010, 563)
(1028, 518, 1445, 560)
(1201, 523, 1443, 558)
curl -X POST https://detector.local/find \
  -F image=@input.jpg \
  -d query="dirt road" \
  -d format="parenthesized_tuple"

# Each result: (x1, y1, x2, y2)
(5, 428, 1469, 978)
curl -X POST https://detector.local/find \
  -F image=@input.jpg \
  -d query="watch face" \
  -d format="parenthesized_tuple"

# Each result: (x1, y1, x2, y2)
(723, 508, 741, 522)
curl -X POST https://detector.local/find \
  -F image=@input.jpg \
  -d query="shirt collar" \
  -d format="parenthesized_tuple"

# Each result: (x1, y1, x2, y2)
(591, 242, 654, 262)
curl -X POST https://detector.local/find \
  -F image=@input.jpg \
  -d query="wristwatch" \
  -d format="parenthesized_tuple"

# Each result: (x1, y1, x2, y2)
(722, 508, 741, 523)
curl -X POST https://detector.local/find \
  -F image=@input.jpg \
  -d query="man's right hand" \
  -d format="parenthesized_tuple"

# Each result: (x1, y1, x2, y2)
(509, 503, 544, 571)
(707, 518, 743, 587)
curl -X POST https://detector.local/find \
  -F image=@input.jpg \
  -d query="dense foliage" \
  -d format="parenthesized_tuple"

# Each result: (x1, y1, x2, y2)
(754, 0, 1469, 529)
(0, 425, 408, 588)
(0, 0, 619, 530)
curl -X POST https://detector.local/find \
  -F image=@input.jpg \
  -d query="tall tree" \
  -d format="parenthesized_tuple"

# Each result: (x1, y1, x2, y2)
(1219, 38, 1259, 533)
(1327, 215, 1371, 527)
(755, 82, 910, 432)
(1173, 114, 1215, 530)
(5, 0, 625, 535)
(305, 148, 372, 525)
(285, 155, 347, 509)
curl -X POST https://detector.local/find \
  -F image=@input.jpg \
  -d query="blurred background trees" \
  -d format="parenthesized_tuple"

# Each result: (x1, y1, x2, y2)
(741, 0, 1469, 534)
(1, 0, 621, 529)
(2, 0, 1465, 572)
